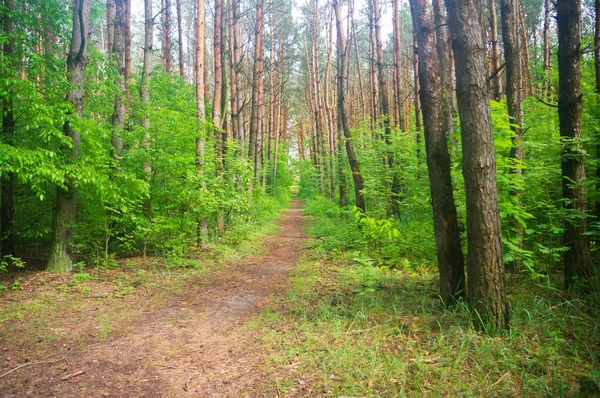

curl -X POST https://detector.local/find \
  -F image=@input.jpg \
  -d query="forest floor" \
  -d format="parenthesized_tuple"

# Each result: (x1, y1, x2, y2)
(0, 199, 308, 397)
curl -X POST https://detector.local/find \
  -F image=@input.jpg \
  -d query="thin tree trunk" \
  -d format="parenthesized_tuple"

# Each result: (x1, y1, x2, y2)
(47, 0, 91, 272)
(213, 0, 225, 234)
(409, 0, 465, 305)
(543, 0, 552, 97)
(250, 0, 265, 184)
(556, 0, 591, 290)
(500, 0, 525, 271)
(107, 0, 115, 54)
(176, 0, 184, 78)
(229, 0, 244, 155)
(488, 0, 502, 100)
(368, 0, 379, 126)
(519, 6, 533, 96)
(325, 6, 336, 198)
(413, 35, 422, 159)
(141, 0, 153, 241)
(374, 0, 399, 215)
(433, 0, 457, 151)
(392, 0, 404, 130)
(196, 0, 208, 243)
(445, 0, 509, 331)
(162, 0, 172, 73)
(124, 0, 131, 110)
(111, 0, 126, 160)
(334, 0, 365, 211)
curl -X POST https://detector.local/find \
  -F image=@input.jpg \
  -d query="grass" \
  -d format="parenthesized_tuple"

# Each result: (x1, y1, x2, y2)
(252, 198, 600, 397)
(256, 257, 599, 396)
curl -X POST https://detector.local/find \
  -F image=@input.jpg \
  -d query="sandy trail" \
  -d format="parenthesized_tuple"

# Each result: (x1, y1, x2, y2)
(1, 200, 307, 397)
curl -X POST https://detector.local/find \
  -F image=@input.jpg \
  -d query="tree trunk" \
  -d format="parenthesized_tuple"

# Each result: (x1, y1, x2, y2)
(140, 0, 153, 253)
(213, 0, 225, 234)
(1, 0, 15, 257)
(162, 0, 172, 73)
(250, 0, 265, 183)
(111, 0, 126, 160)
(107, 0, 115, 54)
(542, 0, 552, 97)
(367, 0, 379, 127)
(518, 7, 533, 96)
(333, 0, 365, 211)
(410, 0, 465, 305)
(500, 0, 525, 271)
(556, 0, 591, 290)
(445, 0, 509, 331)
(488, 0, 502, 101)
(228, 0, 244, 155)
(196, 0, 208, 243)
(413, 35, 422, 159)
(176, 0, 184, 78)
(124, 0, 131, 110)
(433, 0, 457, 151)
(392, 0, 404, 131)
(47, 0, 91, 272)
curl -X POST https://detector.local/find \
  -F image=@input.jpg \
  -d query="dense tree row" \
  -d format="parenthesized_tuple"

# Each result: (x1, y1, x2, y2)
(295, 0, 598, 331)
(0, 0, 296, 272)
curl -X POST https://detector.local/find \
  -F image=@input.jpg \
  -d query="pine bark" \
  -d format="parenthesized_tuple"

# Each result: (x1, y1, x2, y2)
(124, 0, 131, 109)
(488, 0, 502, 100)
(542, 0, 552, 97)
(228, 0, 244, 155)
(333, 0, 365, 211)
(556, 0, 591, 290)
(196, 0, 208, 242)
(47, 0, 91, 272)
(445, 0, 509, 330)
(111, 0, 126, 159)
(107, 0, 115, 54)
(250, 0, 265, 182)
(433, 0, 457, 150)
(409, 0, 465, 305)
(140, 0, 153, 233)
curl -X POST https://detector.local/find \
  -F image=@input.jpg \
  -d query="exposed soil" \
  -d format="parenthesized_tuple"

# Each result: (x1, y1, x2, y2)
(0, 200, 307, 397)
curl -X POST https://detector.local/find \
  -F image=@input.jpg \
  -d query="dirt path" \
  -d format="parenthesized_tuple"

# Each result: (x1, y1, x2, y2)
(1, 200, 307, 397)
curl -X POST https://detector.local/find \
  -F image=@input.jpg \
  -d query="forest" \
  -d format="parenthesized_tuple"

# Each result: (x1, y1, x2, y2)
(0, 0, 599, 395)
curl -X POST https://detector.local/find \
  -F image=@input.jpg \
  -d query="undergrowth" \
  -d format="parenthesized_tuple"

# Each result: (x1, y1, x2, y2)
(255, 197, 600, 397)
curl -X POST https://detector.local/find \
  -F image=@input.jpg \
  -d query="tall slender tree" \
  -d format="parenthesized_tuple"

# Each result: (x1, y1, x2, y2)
(556, 0, 590, 290)
(409, 0, 465, 305)
(433, 0, 457, 147)
(140, 0, 153, 235)
(445, 0, 509, 330)
(47, 0, 91, 272)
(196, 0, 208, 242)
(250, 0, 266, 182)
(176, 0, 184, 78)
(488, 0, 502, 101)
(111, 0, 126, 159)
(333, 0, 365, 211)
